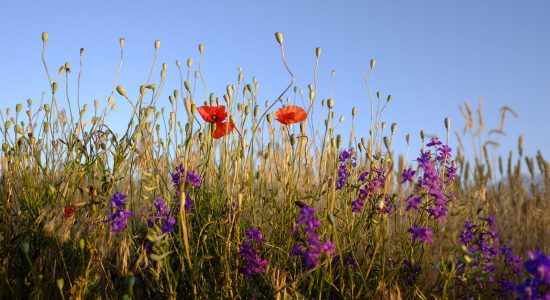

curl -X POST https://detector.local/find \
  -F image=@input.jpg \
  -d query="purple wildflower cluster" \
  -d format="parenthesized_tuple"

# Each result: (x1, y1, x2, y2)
(336, 149, 356, 190)
(104, 192, 132, 235)
(403, 137, 458, 244)
(515, 250, 550, 299)
(291, 206, 336, 268)
(238, 227, 268, 278)
(407, 223, 434, 244)
(147, 198, 176, 234)
(171, 164, 202, 212)
(350, 167, 388, 213)
(457, 217, 522, 294)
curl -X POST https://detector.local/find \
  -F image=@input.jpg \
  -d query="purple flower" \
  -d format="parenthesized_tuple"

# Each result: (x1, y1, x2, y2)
(111, 191, 127, 208)
(351, 198, 364, 212)
(104, 192, 132, 235)
(292, 206, 336, 268)
(408, 224, 433, 244)
(148, 198, 176, 235)
(172, 164, 202, 188)
(336, 149, 356, 190)
(437, 145, 452, 161)
(524, 250, 550, 285)
(401, 168, 416, 184)
(238, 227, 268, 278)
(245, 226, 264, 243)
(426, 136, 442, 147)
(405, 195, 422, 212)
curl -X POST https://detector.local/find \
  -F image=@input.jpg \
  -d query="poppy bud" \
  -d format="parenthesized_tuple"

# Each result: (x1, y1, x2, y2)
(327, 99, 334, 109)
(198, 43, 204, 54)
(184, 81, 191, 92)
(154, 40, 160, 50)
(370, 59, 376, 70)
(52, 82, 58, 93)
(290, 134, 296, 147)
(387, 95, 392, 103)
(56, 278, 64, 291)
(420, 130, 425, 140)
(119, 37, 125, 48)
(116, 86, 127, 97)
(173, 89, 179, 99)
(339, 116, 345, 123)
(238, 72, 243, 83)
(42, 32, 49, 43)
(275, 32, 283, 46)
(186, 58, 193, 68)
(309, 90, 315, 102)
(16, 103, 22, 113)
(146, 84, 157, 90)
(444, 117, 451, 131)
(254, 105, 259, 117)
(406, 134, 410, 144)
(2, 143, 8, 152)
(336, 134, 342, 149)
(111, 104, 117, 111)
(226, 85, 233, 98)
(266, 113, 272, 124)
(316, 47, 321, 58)
(391, 123, 397, 134)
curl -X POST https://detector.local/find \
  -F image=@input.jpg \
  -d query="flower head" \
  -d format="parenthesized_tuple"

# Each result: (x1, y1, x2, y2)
(213, 121, 235, 139)
(104, 192, 132, 235)
(197, 105, 228, 124)
(274, 105, 307, 125)
(408, 224, 434, 244)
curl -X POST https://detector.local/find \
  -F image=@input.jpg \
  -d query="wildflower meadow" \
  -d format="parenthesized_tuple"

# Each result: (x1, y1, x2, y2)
(0, 32, 549, 299)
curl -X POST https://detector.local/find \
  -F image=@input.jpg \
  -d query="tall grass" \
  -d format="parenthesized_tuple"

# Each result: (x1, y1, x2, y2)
(0, 32, 548, 299)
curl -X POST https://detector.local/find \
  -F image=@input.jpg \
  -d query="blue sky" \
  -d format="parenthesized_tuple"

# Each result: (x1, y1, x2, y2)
(1, 1, 549, 165)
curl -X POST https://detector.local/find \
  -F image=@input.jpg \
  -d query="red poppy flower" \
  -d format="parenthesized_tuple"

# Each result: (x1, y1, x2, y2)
(213, 122, 235, 139)
(64, 205, 77, 218)
(274, 105, 307, 125)
(197, 105, 228, 124)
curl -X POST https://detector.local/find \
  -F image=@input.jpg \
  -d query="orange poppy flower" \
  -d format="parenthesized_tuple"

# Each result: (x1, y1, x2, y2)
(197, 105, 228, 124)
(274, 105, 307, 125)
(213, 121, 235, 139)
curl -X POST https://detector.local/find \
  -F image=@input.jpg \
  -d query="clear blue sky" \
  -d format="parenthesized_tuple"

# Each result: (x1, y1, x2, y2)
(1, 1, 549, 164)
